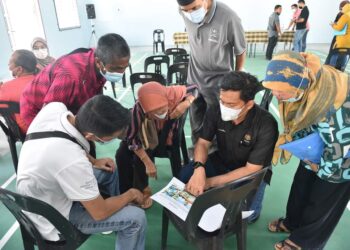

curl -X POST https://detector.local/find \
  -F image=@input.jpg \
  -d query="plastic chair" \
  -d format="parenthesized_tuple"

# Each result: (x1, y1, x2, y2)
(153, 29, 165, 54)
(165, 48, 187, 64)
(329, 48, 350, 72)
(258, 88, 273, 111)
(167, 62, 188, 85)
(161, 168, 268, 250)
(174, 54, 190, 64)
(0, 188, 90, 250)
(144, 55, 170, 76)
(0, 101, 25, 172)
(130, 72, 167, 101)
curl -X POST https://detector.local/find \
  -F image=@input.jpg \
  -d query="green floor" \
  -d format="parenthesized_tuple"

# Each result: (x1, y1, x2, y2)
(0, 47, 349, 250)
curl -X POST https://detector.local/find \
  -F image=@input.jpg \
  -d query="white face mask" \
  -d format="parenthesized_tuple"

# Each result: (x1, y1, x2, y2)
(183, 6, 207, 24)
(33, 48, 48, 59)
(99, 62, 124, 82)
(220, 103, 243, 121)
(281, 92, 304, 103)
(154, 112, 167, 120)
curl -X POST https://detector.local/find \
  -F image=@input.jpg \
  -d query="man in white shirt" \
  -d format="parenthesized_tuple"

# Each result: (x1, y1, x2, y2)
(16, 95, 146, 250)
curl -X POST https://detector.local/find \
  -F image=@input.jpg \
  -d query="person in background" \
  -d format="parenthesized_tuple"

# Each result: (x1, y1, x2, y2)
(180, 71, 278, 223)
(329, 3, 350, 71)
(266, 5, 282, 60)
(116, 82, 197, 209)
(0, 50, 37, 134)
(176, 0, 246, 151)
(325, 0, 350, 65)
(21, 33, 130, 131)
(292, 0, 309, 52)
(263, 51, 350, 250)
(31, 37, 55, 71)
(17, 95, 146, 250)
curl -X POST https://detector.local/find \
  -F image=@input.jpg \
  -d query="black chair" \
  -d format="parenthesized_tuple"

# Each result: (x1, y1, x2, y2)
(174, 54, 190, 64)
(153, 29, 165, 54)
(144, 55, 170, 76)
(329, 48, 350, 72)
(259, 88, 273, 111)
(0, 188, 90, 250)
(161, 168, 268, 250)
(167, 62, 188, 85)
(165, 48, 187, 64)
(153, 110, 190, 178)
(109, 63, 133, 98)
(130, 72, 167, 101)
(0, 101, 25, 172)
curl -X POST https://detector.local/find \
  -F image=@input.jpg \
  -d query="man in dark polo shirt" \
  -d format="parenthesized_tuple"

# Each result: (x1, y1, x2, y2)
(179, 71, 278, 222)
(293, 0, 309, 52)
(176, 0, 246, 146)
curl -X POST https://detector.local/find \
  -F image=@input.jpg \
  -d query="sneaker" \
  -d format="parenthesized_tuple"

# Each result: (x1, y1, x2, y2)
(101, 231, 113, 235)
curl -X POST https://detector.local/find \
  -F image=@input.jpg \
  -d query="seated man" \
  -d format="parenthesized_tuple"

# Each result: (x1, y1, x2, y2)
(16, 95, 146, 250)
(21, 33, 130, 131)
(0, 50, 37, 134)
(180, 71, 278, 222)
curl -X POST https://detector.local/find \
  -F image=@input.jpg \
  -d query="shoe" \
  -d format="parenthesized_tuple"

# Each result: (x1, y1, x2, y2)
(248, 214, 260, 224)
(101, 231, 113, 235)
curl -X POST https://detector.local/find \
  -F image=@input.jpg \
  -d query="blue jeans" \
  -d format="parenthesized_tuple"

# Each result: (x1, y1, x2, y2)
(293, 29, 307, 52)
(179, 158, 268, 223)
(301, 30, 309, 52)
(329, 53, 350, 72)
(69, 169, 146, 250)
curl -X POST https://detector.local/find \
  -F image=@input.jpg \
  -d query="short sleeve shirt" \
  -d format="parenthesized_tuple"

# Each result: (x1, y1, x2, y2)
(180, 0, 246, 101)
(201, 104, 279, 169)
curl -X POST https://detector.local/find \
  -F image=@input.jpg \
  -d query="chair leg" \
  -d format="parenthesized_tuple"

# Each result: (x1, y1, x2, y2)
(181, 131, 189, 164)
(20, 226, 35, 250)
(122, 74, 126, 88)
(111, 82, 117, 98)
(161, 209, 169, 250)
(169, 149, 181, 178)
(8, 137, 18, 173)
(236, 217, 247, 250)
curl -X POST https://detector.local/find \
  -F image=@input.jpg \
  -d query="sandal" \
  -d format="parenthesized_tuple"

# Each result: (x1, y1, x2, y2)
(268, 218, 290, 233)
(275, 239, 301, 250)
(141, 186, 153, 209)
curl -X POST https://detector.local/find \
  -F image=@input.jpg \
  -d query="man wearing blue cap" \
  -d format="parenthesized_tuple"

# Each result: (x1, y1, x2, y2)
(176, 0, 246, 146)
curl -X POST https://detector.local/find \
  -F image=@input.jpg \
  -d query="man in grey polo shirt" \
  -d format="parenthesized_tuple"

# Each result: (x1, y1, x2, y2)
(266, 5, 282, 60)
(176, 0, 246, 145)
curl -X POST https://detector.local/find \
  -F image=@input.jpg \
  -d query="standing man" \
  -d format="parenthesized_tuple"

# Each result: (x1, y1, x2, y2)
(20, 33, 130, 131)
(266, 5, 282, 60)
(292, 0, 309, 52)
(176, 0, 247, 146)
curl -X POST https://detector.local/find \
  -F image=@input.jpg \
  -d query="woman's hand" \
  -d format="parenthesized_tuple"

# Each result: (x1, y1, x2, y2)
(143, 157, 157, 179)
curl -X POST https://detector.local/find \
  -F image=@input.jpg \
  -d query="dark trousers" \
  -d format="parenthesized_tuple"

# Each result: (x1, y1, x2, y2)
(189, 93, 218, 145)
(116, 141, 153, 194)
(283, 162, 350, 249)
(266, 36, 278, 60)
(324, 37, 337, 65)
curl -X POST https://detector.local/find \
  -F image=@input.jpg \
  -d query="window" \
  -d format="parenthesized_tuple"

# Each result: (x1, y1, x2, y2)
(53, 0, 80, 30)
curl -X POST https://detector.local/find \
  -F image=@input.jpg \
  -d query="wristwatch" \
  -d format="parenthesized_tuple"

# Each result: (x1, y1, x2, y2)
(193, 161, 205, 170)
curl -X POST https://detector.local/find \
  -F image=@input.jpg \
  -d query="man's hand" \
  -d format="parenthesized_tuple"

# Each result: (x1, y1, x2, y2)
(144, 157, 157, 179)
(127, 188, 144, 205)
(186, 167, 206, 196)
(93, 158, 116, 172)
(170, 101, 189, 119)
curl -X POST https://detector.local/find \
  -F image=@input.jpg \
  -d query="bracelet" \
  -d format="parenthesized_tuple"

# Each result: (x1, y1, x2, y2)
(193, 161, 205, 170)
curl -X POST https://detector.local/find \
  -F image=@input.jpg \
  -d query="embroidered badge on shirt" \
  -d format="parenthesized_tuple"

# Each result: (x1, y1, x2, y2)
(208, 27, 219, 43)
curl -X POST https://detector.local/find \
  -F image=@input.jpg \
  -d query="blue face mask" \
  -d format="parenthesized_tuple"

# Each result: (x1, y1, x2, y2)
(183, 6, 207, 24)
(100, 62, 124, 82)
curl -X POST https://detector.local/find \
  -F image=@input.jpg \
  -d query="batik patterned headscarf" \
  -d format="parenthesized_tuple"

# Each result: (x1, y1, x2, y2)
(263, 51, 349, 165)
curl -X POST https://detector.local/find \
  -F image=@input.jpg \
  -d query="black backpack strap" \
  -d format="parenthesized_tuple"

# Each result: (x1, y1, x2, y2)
(25, 131, 82, 148)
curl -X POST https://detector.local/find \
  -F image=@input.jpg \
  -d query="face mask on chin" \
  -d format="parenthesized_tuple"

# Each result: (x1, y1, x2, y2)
(154, 111, 167, 120)
(183, 5, 207, 24)
(281, 92, 304, 103)
(220, 103, 244, 121)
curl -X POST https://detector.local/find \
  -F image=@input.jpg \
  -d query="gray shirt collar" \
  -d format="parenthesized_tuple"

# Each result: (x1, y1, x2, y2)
(203, 0, 217, 24)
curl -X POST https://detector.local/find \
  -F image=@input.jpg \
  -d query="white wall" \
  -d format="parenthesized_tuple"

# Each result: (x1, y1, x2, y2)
(88, 0, 339, 46)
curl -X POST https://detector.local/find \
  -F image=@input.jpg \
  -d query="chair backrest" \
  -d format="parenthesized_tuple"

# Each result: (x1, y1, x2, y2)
(165, 48, 187, 63)
(0, 101, 24, 142)
(174, 54, 190, 64)
(153, 29, 165, 42)
(259, 88, 273, 111)
(167, 62, 188, 85)
(130, 72, 167, 101)
(144, 55, 170, 75)
(185, 168, 268, 239)
(0, 188, 89, 250)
